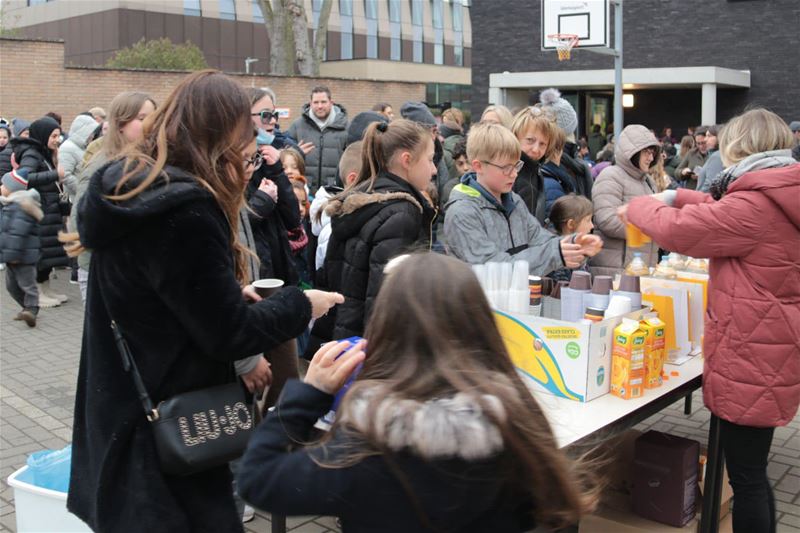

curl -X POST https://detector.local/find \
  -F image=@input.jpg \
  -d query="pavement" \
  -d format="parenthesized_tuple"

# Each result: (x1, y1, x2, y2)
(1, 272, 799, 532)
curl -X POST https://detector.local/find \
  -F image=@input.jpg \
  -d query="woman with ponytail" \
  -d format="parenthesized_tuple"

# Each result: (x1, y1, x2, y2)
(323, 118, 437, 339)
(67, 71, 343, 533)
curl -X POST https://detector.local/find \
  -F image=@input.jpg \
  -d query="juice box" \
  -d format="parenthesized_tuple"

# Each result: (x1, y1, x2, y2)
(611, 318, 646, 400)
(641, 315, 666, 389)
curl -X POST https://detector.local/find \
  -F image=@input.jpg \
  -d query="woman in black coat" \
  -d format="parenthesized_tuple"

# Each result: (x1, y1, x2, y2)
(323, 119, 436, 340)
(66, 71, 342, 533)
(10, 117, 69, 301)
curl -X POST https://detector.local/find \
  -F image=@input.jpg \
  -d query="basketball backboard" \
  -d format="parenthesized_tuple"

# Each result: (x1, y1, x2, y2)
(541, 0, 610, 50)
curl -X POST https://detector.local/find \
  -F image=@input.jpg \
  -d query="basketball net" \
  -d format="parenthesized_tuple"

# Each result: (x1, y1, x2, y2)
(548, 34, 579, 61)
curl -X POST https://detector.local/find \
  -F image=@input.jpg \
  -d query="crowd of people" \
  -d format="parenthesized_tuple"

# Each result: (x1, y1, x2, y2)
(1, 70, 798, 533)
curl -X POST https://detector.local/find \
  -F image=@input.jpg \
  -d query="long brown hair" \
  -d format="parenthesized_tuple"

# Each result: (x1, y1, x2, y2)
(100, 91, 157, 160)
(114, 70, 253, 283)
(323, 253, 598, 530)
(60, 91, 157, 256)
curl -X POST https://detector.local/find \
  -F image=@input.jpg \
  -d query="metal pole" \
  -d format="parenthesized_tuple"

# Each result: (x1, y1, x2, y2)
(613, 0, 623, 141)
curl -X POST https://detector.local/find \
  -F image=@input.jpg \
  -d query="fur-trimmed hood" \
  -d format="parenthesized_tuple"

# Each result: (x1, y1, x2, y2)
(338, 385, 507, 460)
(1, 189, 43, 221)
(327, 172, 431, 242)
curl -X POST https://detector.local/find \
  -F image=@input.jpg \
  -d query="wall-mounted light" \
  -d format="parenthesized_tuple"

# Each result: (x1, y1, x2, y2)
(622, 93, 635, 108)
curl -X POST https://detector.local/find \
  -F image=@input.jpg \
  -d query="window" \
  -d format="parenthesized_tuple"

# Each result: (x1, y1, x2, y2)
(27, 0, 50, 5)
(410, 0, 423, 63)
(431, 0, 443, 64)
(389, 0, 402, 60)
(365, 0, 378, 59)
(184, 0, 201, 16)
(253, 0, 264, 23)
(452, 1, 463, 66)
(340, 0, 353, 60)
(219, 0, 236, 20)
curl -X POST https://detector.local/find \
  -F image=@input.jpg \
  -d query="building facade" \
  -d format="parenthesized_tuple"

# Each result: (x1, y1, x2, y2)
(471, 0, 799, 137)
(4, 0, 472, 109)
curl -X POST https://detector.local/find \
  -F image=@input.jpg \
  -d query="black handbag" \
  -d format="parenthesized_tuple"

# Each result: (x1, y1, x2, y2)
(110, 321, 254, 476)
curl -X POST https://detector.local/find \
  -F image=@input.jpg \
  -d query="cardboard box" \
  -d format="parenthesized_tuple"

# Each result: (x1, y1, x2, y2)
(494, 307, 648, 402)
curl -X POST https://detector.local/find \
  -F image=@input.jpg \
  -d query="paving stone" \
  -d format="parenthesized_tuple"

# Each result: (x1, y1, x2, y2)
(777, 475, 800, 495)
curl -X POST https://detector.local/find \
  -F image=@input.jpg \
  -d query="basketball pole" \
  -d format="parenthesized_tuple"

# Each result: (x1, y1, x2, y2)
(613, 0, 623, 142)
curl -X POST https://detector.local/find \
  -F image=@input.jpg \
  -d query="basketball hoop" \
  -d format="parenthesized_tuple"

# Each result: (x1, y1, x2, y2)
(547, 33, 579, 61)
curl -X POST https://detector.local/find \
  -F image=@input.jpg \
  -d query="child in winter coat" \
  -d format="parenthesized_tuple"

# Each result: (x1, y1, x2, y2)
(323, 119, 437, 339)
(443, 121, 602, 276)
(280, 147, 305, 181)
(237, 252, 598, 532)
(545, 193, 594, 282)
(1, 168, 44, 326)
(288, 176, 312, 287)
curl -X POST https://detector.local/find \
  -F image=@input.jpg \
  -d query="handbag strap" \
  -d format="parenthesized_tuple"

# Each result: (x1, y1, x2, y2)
(110, 321, 160, 421)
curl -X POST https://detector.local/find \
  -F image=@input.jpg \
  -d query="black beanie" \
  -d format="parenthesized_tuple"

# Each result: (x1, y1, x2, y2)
(346, 111, 388, 146)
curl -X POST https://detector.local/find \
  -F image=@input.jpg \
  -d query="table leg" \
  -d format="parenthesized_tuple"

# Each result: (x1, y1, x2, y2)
(699, 414, 724, 533)
(272, 514, 287, 533)
(684, 391, 693, 415)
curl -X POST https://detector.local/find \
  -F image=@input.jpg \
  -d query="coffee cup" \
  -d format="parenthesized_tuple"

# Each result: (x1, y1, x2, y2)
(252, 278, 284, 298)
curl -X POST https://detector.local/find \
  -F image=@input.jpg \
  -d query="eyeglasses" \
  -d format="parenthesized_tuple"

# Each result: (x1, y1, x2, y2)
(244, 152, 263, 170)
(251, 110, 279, 123)
(481, 160, 524, 176)
(640, 147, 657, 157)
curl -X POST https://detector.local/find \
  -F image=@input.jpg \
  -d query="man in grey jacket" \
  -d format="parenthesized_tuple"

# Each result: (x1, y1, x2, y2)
(287, 86, 348, 193)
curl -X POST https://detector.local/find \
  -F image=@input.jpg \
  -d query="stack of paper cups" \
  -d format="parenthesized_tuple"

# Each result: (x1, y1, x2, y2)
(605, 295, 633, 318)
(505, 261, 530, 313)
(528, 275, 542, 316)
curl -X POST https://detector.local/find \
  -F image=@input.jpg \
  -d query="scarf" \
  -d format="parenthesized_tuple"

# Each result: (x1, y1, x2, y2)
(287, 225, 308, 253)
(710, 149, 796, 200)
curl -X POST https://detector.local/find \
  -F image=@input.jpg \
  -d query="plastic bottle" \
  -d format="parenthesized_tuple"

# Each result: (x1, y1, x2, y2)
(625, 252, 650, 276)
(667, 252, 687, 271)
(652, 258, 678, 279)
(685, 257, 708, 273)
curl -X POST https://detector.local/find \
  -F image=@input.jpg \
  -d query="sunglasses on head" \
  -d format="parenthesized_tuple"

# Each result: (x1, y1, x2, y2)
(251, 110, 279, 123)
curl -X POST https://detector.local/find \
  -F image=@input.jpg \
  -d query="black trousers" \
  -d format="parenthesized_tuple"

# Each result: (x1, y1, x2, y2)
(719, 417, 776, 533)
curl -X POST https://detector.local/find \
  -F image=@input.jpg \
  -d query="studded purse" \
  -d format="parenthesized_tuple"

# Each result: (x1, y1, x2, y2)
(111, 321, 254, 476)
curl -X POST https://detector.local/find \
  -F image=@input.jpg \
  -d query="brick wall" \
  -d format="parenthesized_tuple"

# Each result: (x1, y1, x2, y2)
(0, 37, 425, 130)
(470, 0, 800, 127)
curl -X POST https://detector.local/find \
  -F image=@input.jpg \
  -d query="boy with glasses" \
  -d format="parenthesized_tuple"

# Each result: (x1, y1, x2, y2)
(443, 122, 602, 275)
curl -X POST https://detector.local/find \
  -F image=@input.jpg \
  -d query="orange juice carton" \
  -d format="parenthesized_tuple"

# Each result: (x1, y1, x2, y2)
(641, 314, 666, 389)
(611, 318, 646, 399)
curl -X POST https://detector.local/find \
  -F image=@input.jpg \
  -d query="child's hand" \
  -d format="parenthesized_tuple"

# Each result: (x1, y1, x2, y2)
(305, 340, 366, 395)
(575, 233, 603, 257)
(259, 178, 278, 201)
(240, 357, 272, 394)
(560, 237, 584, 269)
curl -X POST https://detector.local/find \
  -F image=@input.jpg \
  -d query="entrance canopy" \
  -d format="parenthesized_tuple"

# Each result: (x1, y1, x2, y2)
(489, 66, 750, 124)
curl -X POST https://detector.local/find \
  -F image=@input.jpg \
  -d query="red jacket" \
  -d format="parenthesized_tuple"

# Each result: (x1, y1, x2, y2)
(628, 164, 800, 427)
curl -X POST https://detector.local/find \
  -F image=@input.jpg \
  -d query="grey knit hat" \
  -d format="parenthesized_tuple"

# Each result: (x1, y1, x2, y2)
(400, 101, 436, 127)
(2, 168, 29, 194)
(790, 121, 800, 133)
(11, 118, 31, 138)
(539, 88, 578, 136)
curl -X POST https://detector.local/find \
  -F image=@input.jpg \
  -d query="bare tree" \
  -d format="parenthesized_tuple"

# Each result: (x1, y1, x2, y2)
(258, 0, 332, 76)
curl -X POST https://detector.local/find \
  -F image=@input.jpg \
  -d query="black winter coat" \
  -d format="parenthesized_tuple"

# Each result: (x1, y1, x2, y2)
(0, 190, 43, 264)
(287, 104, 349, 193)
(562, 141, 594, 199)
(0, 145, 12, 176)
(10, 137, 69, 269)
(513, 151, 547, 224)
(325, 172, 435, 339)
(67, 161, 312, 533)
(238, 380, 536, 532)
(245, 159, 301, 285)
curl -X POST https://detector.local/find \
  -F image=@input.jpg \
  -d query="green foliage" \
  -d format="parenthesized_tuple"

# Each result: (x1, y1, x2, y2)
(106, 38, 208, 71)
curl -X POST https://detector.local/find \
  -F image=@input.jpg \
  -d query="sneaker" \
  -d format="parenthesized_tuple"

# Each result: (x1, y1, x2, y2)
(242, 505, 255, 523)
(36, 285, 62, 308)
(39, 280, 68, 304)
(20, 309, 36, 328)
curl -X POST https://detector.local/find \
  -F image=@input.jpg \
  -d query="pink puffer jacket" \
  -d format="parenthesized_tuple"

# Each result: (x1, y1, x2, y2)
(627, 164, 800, 427)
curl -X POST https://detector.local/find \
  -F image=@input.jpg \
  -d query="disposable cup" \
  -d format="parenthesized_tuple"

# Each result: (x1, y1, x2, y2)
(252, 278, 284, 298)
